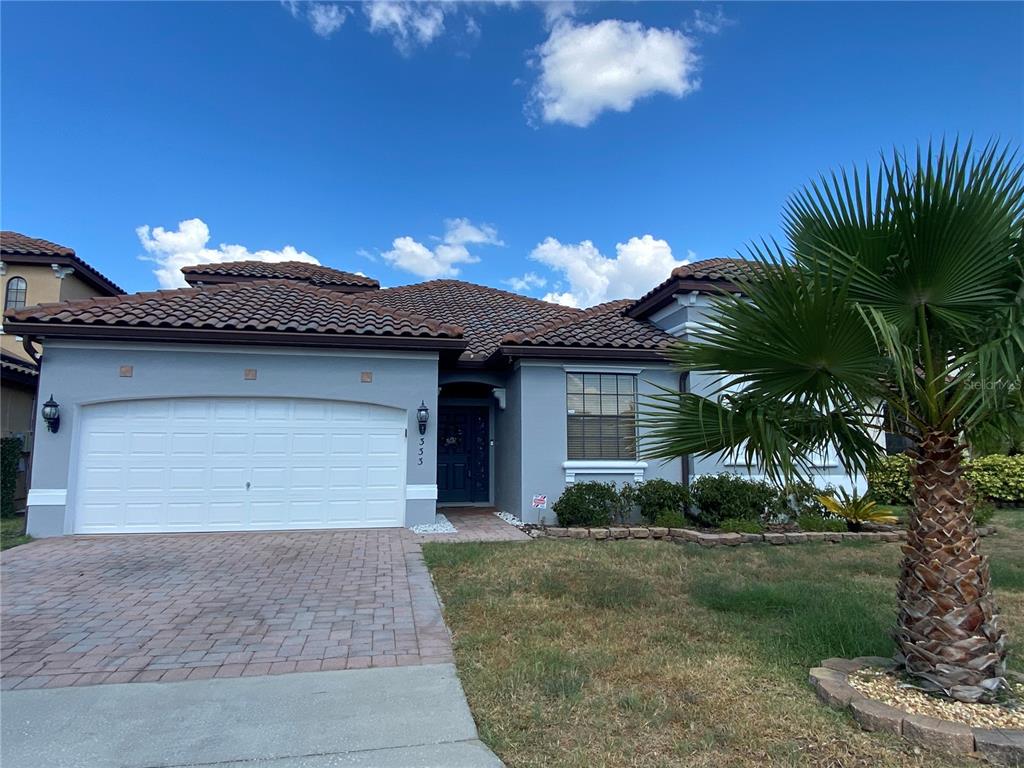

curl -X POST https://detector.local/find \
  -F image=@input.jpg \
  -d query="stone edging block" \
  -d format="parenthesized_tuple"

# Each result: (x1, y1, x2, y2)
(809, 658, 1024, 765)
(535, 525, 914, 548)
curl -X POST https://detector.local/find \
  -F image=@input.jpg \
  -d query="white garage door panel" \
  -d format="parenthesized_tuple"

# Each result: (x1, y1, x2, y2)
(74, 398, 407, 533)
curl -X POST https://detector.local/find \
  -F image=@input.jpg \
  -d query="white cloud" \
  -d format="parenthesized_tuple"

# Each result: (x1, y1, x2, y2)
(380, 217, 502, 279)
(530, 234, 689, 307)
(137, 218, 319, 289)
(364, 1, 448, 54)
(689, 6, 732, 35)
(541, 290, 578, 307)
(503, 272, 547, 292)
(282, 1, 349, 39)
(308, 3, 348, 37)
(540, 1, 576, 28)
(529, 18, 700, 127)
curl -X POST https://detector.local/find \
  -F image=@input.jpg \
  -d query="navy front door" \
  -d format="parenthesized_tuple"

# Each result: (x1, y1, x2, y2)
(437, 405, 490, 503)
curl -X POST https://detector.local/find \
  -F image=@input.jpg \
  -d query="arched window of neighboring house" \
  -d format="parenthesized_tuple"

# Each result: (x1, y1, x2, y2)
(4, 277, 28, 311)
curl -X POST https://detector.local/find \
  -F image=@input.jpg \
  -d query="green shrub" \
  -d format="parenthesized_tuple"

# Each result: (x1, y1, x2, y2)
(797, 514, 847, 533)
(689, 474, 783, 527)
(552, 482, 622, 527)
(652, 510, 686, 528)
(870, 453, 1024, 506)
(965, 455, 1024, 505)
(625, 479, 689, 524)
(1, 437, 23, 519)
(719, 517, 765, 534)
(867, 454, 913, 504)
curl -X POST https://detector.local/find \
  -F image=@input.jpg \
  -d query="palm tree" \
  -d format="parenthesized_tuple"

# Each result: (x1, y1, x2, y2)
(643, 140, 1024, 703)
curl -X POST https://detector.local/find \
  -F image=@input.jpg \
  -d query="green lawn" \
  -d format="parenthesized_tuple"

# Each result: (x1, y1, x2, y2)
(424, 508, 1023, 768)
(0, 517, 31, 551)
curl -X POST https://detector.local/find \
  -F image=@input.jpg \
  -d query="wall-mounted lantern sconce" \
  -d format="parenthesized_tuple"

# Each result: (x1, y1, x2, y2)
(41, 395, 61, 433)
(416, 401, 429, 435)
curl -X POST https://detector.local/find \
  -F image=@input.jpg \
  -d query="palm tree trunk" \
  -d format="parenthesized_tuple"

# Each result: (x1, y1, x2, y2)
(896, 431, 1006, 702)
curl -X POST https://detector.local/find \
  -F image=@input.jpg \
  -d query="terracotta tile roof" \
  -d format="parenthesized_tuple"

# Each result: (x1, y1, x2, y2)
(1, 231, 76, 258)
(670, 257, 759, 282)
(0, 350, 38, 377)
(502, 299, 673, 354)
(4, 273, 670, 360)
(182, 260, 379, 289)
(1, 231, 124, 295)
(367, 280, 583, 362)
(4, 280, 463, 349)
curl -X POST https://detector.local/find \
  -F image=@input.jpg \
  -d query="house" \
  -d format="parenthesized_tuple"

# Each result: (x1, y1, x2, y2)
(0, 232, 123, 510)
(4, 255, 857, 538)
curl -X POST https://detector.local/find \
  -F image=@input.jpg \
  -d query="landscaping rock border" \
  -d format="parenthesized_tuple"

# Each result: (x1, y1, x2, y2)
(809, 659, 1023, 765)
(529, 524, 996, 546)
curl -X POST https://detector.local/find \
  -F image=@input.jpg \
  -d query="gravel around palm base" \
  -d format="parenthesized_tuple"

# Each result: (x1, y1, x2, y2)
(849, 669, 1024, 729)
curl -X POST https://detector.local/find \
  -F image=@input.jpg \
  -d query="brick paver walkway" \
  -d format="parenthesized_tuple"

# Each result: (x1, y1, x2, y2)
(0, 529, 453, 690)
(420, 508, 532, 543)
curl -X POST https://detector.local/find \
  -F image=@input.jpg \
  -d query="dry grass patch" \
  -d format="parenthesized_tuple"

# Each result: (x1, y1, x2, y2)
(424, 509, 1023, 768)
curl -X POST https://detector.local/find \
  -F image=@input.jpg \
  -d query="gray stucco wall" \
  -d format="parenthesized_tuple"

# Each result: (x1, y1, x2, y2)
(513, 360, 683, 525)
(27, 341, 441, 536)
(493, 366, 522, 516)
(654, 292, 867, 495)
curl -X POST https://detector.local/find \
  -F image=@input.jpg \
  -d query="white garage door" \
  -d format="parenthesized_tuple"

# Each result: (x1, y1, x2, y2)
(73, 398, 407, 533)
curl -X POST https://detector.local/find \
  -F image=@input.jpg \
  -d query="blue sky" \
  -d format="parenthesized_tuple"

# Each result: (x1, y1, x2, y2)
(2, 1, 1022, 305)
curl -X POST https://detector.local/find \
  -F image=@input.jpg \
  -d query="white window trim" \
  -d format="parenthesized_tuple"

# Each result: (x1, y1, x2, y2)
(562, 460, 648, 484)
(565, 370, 640, 462)
(563, 364, 643, 374)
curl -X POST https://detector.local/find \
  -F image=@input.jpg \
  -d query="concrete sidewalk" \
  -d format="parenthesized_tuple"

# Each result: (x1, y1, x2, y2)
(1, 663, 503, 768)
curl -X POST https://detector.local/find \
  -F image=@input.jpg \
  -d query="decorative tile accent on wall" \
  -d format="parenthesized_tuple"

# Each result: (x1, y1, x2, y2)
(244, 368, 257, 380)
(119, 365, 133, 378)
(361, 371, 373, 383)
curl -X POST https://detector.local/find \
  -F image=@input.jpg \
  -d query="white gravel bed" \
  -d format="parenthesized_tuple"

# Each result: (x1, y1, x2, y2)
(411, 513, 458, 535)
(849, 669, 1024, 729)
(494, 510, 525, 527)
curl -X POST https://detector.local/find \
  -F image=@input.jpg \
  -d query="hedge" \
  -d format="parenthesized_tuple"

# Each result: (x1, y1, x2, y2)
(867, 455, 913, 504)
(966, 455, 1024, 505)
(1, 437, 23, 518)
(868, 453, 1024, 506)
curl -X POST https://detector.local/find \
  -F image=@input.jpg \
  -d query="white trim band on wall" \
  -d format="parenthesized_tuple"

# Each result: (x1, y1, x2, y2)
(562, 460, 648, 485)
(406, 484, 439, 500)
(27, 489, 67, 506)
(562, 364, 644, 375)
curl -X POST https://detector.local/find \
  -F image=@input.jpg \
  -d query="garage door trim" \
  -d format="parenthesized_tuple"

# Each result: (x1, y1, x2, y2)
(70, 396, 408, 534)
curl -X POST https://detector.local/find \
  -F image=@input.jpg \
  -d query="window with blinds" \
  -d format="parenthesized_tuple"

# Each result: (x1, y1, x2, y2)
(566, 372, 638, 460)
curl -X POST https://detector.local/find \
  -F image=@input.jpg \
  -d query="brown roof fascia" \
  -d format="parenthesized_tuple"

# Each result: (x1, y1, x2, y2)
(3, 322, 469, 354)
(498, 345, 671, 362)
(0, 252, 124, 296)
(626, 277, 743, 319)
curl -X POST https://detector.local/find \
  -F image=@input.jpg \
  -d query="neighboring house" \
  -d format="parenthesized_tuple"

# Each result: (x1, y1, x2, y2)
(0, 232, 123, 510)
(4, 255, 858, 538)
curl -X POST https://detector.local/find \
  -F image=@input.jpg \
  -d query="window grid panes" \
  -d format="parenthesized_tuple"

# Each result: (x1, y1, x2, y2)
(4, 277, 27, 311)
(567, 373, 637, 459)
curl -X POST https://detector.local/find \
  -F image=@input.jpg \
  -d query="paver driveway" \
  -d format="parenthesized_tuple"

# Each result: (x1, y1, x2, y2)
(0, 529, 453, 690)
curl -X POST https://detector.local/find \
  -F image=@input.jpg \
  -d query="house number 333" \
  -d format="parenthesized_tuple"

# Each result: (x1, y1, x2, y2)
(418, 436, 424, 465)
